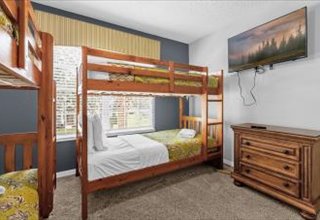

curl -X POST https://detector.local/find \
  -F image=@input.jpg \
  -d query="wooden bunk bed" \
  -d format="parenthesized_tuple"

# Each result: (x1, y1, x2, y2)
(0, 0, 56, 218)
(76, 46, 224, 219)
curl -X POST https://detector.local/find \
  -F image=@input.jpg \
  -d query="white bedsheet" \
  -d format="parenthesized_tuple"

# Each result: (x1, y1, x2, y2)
(88, 134, 169, 181)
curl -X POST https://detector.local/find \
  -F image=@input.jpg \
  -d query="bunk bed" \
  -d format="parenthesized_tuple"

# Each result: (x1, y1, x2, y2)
(76, 46, 224, 219)
(0, 0, 56, 218)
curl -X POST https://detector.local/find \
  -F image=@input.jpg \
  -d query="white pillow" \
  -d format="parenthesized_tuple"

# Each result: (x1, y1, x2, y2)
(87, 115, 95, 154)
(177, 129, 197, 139)
(88, 71, 110, 80)
(92, 114, 108, 151)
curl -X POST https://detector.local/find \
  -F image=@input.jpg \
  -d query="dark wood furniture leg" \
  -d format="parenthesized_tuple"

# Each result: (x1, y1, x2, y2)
(300, 211, 317, 220)
(233, 180, 244, 187)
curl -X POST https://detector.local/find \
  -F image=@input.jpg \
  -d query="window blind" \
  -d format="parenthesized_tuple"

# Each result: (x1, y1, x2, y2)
(88, 96, 155, 134)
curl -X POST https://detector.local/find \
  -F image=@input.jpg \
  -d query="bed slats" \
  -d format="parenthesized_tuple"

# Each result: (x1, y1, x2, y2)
(23, 141, 33, 169)
(5, 143, 15, 172)
(0, 133, 37, 172)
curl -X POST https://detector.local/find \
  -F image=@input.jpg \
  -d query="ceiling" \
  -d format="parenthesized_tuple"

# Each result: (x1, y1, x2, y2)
(32, 1, 314, 44)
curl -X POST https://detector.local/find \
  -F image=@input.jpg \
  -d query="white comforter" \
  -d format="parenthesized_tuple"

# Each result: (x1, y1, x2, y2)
(88, 134, 169, 181)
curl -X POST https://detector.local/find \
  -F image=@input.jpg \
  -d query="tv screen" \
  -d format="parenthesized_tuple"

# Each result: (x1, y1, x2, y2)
(228, 7, 307, 73)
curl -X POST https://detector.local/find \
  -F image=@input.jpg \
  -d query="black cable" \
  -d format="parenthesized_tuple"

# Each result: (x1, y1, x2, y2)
(237, 66, 264, 106)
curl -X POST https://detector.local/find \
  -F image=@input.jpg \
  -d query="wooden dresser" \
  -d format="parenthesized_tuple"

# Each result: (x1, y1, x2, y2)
(231, 123, 320, 219)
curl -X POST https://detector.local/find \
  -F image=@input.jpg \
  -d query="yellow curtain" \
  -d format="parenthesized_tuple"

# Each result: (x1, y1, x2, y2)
(35, 10, 160, 59)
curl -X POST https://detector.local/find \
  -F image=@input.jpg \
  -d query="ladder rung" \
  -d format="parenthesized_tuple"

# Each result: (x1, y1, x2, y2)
(207, 151, 222, 159)
(208, 144, 222, 149)
(208, 99, 222, 102)
(207, 122, 222, 126)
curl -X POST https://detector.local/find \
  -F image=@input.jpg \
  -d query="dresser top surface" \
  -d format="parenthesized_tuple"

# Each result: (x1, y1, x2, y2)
(232, 123, 320, 138)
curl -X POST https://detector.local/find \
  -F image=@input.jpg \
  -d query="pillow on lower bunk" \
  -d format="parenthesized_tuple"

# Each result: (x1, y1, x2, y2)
(177, 129, 197, 139)
(92, 114, 108, 151)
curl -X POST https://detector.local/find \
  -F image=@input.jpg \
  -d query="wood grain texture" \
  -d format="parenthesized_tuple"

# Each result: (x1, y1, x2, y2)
(0, 1, 55, 218)
(0, 133, 37, 172)
(0, 0, 42, 88)
(39, 32, 55, 217)
(77, 47, 224, 220)
(4, 143, 15, 172)
(23, 141, 33, 169)
(81, 46, 89, 220)
(0, 0, 18, 21)
(232, 123, 320, 219)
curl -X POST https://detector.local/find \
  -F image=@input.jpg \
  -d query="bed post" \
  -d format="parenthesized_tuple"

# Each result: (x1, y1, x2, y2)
(38, 32, 55, 218)
(179, 98, 184, 128)
(76, 68, 80, 177)
(18, 0, 27, 69)
(201, 67, 209, 161)
(81, 46, 89, 220)
(217, 70, 224, 168)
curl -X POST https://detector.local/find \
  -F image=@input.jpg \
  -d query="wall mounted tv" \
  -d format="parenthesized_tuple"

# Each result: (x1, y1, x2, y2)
(228, 7, 307, 73)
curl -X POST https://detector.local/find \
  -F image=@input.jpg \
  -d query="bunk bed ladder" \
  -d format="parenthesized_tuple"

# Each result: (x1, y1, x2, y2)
(205, 70, 224, 168)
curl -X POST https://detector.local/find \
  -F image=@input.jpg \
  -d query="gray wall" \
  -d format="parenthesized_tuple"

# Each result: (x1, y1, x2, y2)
(0, 3, 189, 173)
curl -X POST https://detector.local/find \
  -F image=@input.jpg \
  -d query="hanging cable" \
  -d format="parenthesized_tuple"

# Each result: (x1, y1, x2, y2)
(237, 66, 264, 106)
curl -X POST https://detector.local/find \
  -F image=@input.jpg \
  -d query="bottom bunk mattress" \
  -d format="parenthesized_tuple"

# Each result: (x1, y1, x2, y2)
(88, 129, 218, 181)
(143, 129, 217, 161)
(0, 169, 38, 220)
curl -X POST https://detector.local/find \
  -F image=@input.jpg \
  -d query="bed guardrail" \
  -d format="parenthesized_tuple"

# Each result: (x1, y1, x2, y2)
(0, 132, 37, 173)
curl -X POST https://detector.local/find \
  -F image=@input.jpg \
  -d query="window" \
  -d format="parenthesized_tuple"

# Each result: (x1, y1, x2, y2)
(54, 46, 81, 140)
(88, 96, 155, 136)
(54, 46, 155, 140)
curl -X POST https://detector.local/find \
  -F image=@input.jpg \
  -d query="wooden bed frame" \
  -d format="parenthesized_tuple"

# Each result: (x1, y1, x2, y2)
(76, 46, 224, 219)
(0, 0, 56, 218)
(0, 0, 42, 89)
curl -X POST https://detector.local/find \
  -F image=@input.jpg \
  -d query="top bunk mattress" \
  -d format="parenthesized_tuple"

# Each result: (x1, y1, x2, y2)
(87, 57, 219, 89)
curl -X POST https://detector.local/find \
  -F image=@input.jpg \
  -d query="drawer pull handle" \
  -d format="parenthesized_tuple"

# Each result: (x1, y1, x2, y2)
(245, 169, 250, 174)
(245, 155, 251, 159)
(283, 165, 290, 170)
(283, 182, 290, 188)
(283, 150, 290, 155)
(244, 142, 250, 146)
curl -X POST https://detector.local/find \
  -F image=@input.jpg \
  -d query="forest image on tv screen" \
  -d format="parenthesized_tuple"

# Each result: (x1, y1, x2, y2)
(228, 8, 306, 72)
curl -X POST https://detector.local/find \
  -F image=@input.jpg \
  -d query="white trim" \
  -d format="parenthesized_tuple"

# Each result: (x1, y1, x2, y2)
(105, 127, 155, 137)
(223, 159, 234, 167)
(57, 135, 76, 142)
(57, 169, 76, 178)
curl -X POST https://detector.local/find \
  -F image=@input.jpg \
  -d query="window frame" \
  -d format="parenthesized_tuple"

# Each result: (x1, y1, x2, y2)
(58, 96, 156, 142)
(103, 96, 156, 137)
(54, 46, 156, 142)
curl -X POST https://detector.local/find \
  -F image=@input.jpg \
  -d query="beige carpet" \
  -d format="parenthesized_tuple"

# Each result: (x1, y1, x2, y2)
(49, 165, 318, 220)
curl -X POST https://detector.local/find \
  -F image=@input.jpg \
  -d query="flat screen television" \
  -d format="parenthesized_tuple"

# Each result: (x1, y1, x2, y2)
(228, 7, 307, 73)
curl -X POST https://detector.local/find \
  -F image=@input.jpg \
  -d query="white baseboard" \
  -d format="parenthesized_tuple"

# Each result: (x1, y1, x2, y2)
(56, 169, 76, 178)
(223, 159, 234, 167)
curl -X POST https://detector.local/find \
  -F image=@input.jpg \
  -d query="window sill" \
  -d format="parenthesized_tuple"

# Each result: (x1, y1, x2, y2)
(106, 127, 155, 137)
(57, 135, 76, 143)
(56, 128, 155, 142)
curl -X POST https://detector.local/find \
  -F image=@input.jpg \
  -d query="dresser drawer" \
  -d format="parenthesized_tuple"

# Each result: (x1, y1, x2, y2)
(240, 164, 300, 198)
(240, 135, 300, 161)
(241, 148, 300, 179)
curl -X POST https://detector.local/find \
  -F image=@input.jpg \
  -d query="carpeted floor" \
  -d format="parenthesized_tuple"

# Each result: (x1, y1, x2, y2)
(49, 165, 318, 220)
